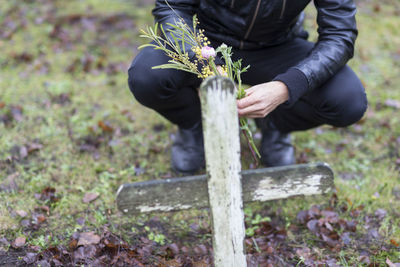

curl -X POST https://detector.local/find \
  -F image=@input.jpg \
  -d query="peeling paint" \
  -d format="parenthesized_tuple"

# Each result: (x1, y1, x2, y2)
(253, 174, 324, 201)
(116, 185, 124, 196)
(137, 204, 192, 213)
(201, 76, 246, 266)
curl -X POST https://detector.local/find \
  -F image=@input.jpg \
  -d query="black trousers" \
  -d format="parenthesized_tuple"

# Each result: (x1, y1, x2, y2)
(128, 37, 367, 132)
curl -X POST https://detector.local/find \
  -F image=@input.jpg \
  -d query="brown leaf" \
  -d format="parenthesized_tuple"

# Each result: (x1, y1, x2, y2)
(37, 205, 50, 215)
(83, 192, 99, 203)
(0, 102, 5, 109)
(69, 239, 78, 250)
(193, 259, 211, 267)
(98, 120, 114, 133)
(27, 143, 43, 153)
(77, 232, 101, 246)
(34, 214, 47, 224)
(39, 187, 59, 202)
(322, 234, 339, 248)
(13, 236, 26, 247)
(390, 239, 399, 247)
(163, 259, 182, 267)
(12, 52, 34, 63)
(373, 4, 381, 12)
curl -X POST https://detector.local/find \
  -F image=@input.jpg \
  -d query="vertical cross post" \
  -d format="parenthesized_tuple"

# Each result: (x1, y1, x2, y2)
(200, 76, 247, 267)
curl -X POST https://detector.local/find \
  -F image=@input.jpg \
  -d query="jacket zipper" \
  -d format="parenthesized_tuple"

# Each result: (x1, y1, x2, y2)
(240, 0, 262, 49)
(280, 0, 287, 19)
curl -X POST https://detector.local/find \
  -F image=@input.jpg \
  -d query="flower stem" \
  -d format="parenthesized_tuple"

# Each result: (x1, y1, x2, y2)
(209, 57, 220, 76)
(239, 118, 260, 168)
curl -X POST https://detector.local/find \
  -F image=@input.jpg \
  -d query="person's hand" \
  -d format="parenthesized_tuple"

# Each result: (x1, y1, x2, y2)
(237, 81, 289, 118)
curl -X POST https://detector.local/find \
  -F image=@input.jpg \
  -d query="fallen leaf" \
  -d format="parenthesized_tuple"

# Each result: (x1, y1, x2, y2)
(27, 142, 43, 153)
(390, 239, 399, 247)
(386, 258, 400, 267)
(23, 252, 37, 264)
(374, 208, 387, 220)
(16, 210, 28, 218)
(384, 99, 400, 109)
(0, 237, 10, 247)
(368, 228, 380, 239)
(77, 232, 101, 246)
(167, 243, 179, 256)
(12, 52, 34, 63)
(0, 172, 19, 192)
(98, 120, 114, 133)
(20, 219, 31, 228)
(34, 214, 47, 224)
(36, 260, 51, 267)
(83, 192, 99, 203)
(306, 219, 319, 233)
(10, 105, 23, 122)
(37, 205, 50, 215)
(373, 4, 381, 12)
(69, 239, 78, 250)
(13, 236, 26, 247)
(19, 145, 28, 159)
(341, 232, 352, 245)
(39, 187, 59, 202)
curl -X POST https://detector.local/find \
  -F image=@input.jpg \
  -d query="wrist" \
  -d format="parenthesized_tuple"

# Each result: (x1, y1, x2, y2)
(273, 81, 289, 103)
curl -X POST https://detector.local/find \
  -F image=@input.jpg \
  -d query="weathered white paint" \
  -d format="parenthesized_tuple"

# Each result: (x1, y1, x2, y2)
(253, 174, 325, 201)
(116, 163, 334, 214)
(137, 203, 192, 213)
(116, 185, 124, 196)
(200, 76, 247, 267)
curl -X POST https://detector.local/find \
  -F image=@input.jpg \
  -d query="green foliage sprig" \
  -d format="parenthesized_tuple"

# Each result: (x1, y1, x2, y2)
(139, 14, 261, 161)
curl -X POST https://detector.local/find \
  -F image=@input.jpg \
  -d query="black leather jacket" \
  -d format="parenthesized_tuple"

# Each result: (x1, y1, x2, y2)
(152, 0, 358, 102)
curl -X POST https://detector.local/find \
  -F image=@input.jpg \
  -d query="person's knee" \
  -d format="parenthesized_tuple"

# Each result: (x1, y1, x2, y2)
(127, 65, 152, 107)
(330, 83, 368, 128)
(127, 55, 170, 108)
(313, 66, 368, 128)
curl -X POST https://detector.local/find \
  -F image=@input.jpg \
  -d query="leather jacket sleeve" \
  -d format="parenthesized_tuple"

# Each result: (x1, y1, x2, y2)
(152, 0, 199, 60)
(275, 0, 358, 106)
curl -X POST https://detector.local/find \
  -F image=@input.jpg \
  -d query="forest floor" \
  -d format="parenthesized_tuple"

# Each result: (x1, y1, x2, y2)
(0, 0, 400, 266)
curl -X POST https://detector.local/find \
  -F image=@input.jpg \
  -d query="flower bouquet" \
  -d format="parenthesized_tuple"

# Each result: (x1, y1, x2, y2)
(139, 14, 261, 162)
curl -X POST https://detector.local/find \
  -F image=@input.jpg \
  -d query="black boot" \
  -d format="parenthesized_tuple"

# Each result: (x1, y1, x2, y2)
(257, 118, 296, 167)
(171, 121, 205, 174)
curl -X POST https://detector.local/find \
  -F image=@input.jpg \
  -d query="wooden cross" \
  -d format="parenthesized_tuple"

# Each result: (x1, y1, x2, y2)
(117, 76, 334, 267)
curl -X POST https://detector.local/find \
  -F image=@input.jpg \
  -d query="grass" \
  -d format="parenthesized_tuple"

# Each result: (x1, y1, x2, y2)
(1, 0, 400, 264)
